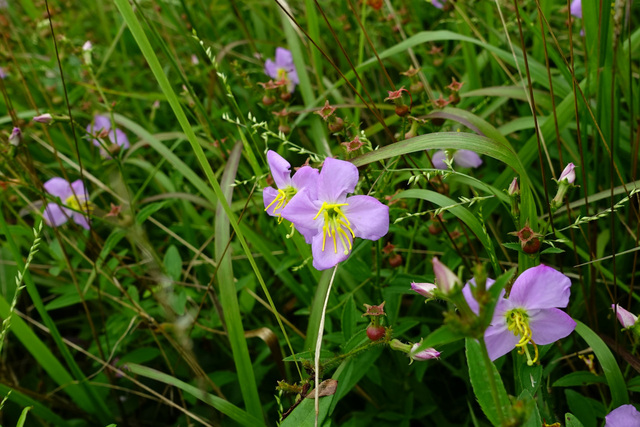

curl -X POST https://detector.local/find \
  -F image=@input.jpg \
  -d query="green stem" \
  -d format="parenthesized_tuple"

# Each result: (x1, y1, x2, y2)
(315, 265, 339, 427)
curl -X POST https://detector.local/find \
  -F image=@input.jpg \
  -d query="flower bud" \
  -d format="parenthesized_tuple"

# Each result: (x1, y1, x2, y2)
(33, 113, 53, 124)
(410, 343, 440, 362)
(559, 163, 576, 184)
(411, 282, 437, 299)
(432, 257, 460, 294)
(82, 41, 93, 65)
(508, 177, 519, 196)
(8, 127, 22, 147)
(611, 304, 638, 329)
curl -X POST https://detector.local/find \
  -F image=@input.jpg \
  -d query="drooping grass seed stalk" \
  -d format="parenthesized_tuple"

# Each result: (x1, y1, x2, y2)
(0, 221, 43, 356)
(315, 265, 338, 427)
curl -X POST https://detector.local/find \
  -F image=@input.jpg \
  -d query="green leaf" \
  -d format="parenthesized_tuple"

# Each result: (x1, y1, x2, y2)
(16, 406, 31, 427)
(565, 413, 585, 427)
(136, 201, 169, 224)
(574, 320, 628, 407)
(0, 384, 70, 427)
(565, 389, 605, 427)
(126, 363, 265, 427)
(341, 296, 358, 343)
(163, 245, 182, 281)
(553, 371, 607, 388)
(466, 338, 511, 427)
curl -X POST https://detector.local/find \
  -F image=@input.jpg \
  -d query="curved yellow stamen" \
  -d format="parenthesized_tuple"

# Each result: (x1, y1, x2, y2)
(313, 202, 355, 254)
(65, 195, 93, 215)
(264, 186, 297, 219)
(506, 309, 539, 366)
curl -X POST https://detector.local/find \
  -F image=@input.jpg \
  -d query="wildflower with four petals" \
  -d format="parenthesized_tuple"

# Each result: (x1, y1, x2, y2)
(281, 158, 389, 270)
(264, 48, 299, 93)
(481, 264, 576, 364)
(43, 177, 91, 230)
(87, 114, 130, 157)
(263, 150, 319, 233)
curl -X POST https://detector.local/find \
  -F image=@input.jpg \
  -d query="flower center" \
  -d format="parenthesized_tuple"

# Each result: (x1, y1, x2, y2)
(313, 202, 355, 255)
(264, 186, 297, 220)
(65, 194, 93, 214)
(276, 68, 288, 81)
(506, 308, 539, 366)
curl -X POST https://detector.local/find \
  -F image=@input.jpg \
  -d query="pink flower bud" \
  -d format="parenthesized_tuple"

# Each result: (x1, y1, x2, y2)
(33, 113, 53, 124)
(432, 257, 460, 294)
(611, 304, 638, 329)
(411, 282, 437, 299)
(508, 177, 519, 196)
(410, 343, 440, 361)
(82, 41, 93, 51)
(559, 163, 576, 184)
(9, 127, 22, 147)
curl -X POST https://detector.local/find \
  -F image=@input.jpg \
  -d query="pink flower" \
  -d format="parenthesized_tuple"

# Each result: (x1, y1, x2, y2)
(33, 113, 53, 124)
(86, 114, 130, 157)
(432, 150, 483, 169)
(480, 265, 575, 363)
(558, 163, 576, 184)
(605, 404, 640, 427)
(410, 343, 440, 362)
(570, 0, 582, 19)
(611, 304, 638, 329)
(43, 178, 91, 230)
(432, 257, 461, 294)
(9, 127, 22, 147)
(281, 158, 389, 270)
(264, 48, 299, 93)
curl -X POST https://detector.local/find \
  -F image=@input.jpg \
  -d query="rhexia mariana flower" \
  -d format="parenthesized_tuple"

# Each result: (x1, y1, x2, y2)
(411, 282, 437, 299)
(481, 265, 575, 364)
(570, 0, 582, 19)
(605, 404, 640, 427)
(33, 113, 53, 124)
(558, 162, 576, 184)
(611, 304, 638, 329)
(431, 0, 445, 9)
(264, 48, 299, 93)
(409, 343, 440, 362)
(263, 150, 318, 229)
(87, 114, 130, 157)
(281, 158, 389, 270)
(432, 149, 482, 169)
(43, 178, 91, 229)
(432, 257, 461, 294)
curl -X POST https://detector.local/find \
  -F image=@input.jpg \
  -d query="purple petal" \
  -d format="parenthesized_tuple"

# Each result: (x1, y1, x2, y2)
(280, 189, 322, 243)
(43, 203, 71, 227)
(611, 304, 638, 329)
(431, 150, 448, 169)
(288, 68, 299, 85)
(267, 150, 292, 189)
(605, 405, 640, 427)
(528, 308, 576, 345)
(311, 229, 352, 270)
(264, 59, 278, 79)
(109, 128, 130, 149)
(509, 265, 571, 310)
(570, 0, 582, 19)
(290, 166, 319, 199)
(317, 158, 359, 202)
(484, 300, 519, 360)
(93, 114, 112, 132)
(44, 177, 72, 199)
(411, 282, 437, 299)
(342, 195, 389, 240)
(454, 150, 483, 168)
(462, 278, 497, 315)
(263, 186, 280, 217)
(72, 212, 91, 230)
(431, 0, 445, 9)
(275, 47, 294, 68)
(70, 180, 87, 198)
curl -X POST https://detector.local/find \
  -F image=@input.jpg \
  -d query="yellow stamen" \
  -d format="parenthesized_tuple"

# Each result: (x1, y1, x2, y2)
(264, 186, 297, 218)
(506, 309, 539, 366)
(65, 194, 93, 215)
(313, 202, 355, 254)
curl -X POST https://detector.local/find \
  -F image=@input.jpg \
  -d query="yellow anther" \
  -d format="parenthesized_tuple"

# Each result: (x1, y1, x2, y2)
(313, 202, 353, 254)
(506, 309, 539, 365)
(264, 187, 297, 217)
(65, 195, 93, 214)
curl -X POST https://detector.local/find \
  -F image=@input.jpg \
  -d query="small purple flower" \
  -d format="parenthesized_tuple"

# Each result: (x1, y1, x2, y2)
(33, 113, 53, 124)
(411, 282, 437, 299)
(508, 177, 519, 196)
(281, 158, 389, 270)
(0, 67, 6, 79)
(86, 114, 130, 157)
(9, 127, 22, 147)
(410, 343, 440, 362)
(264, 47, 299, 93)
(605, 405, 640, 427)
(432, 149, 483, 169)
(482, 265, 576, 363)
(431, 0, 445, 9)
(570, 0, 582, 19)
(611, 304, 638, 329)
(263, 150, 319, 223)
(43, 178, 91, 230)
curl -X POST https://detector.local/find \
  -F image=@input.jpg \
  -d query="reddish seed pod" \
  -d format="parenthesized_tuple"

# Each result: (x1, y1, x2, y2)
(522, 238, 541, 254)
(389, 253, 403, 268)
(328, 117, 344, 133)
(395, 105, 410, 117)
(262, 95, 275, 106)
(366, 324, 385, 341)
(280, 92, 291, 102)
